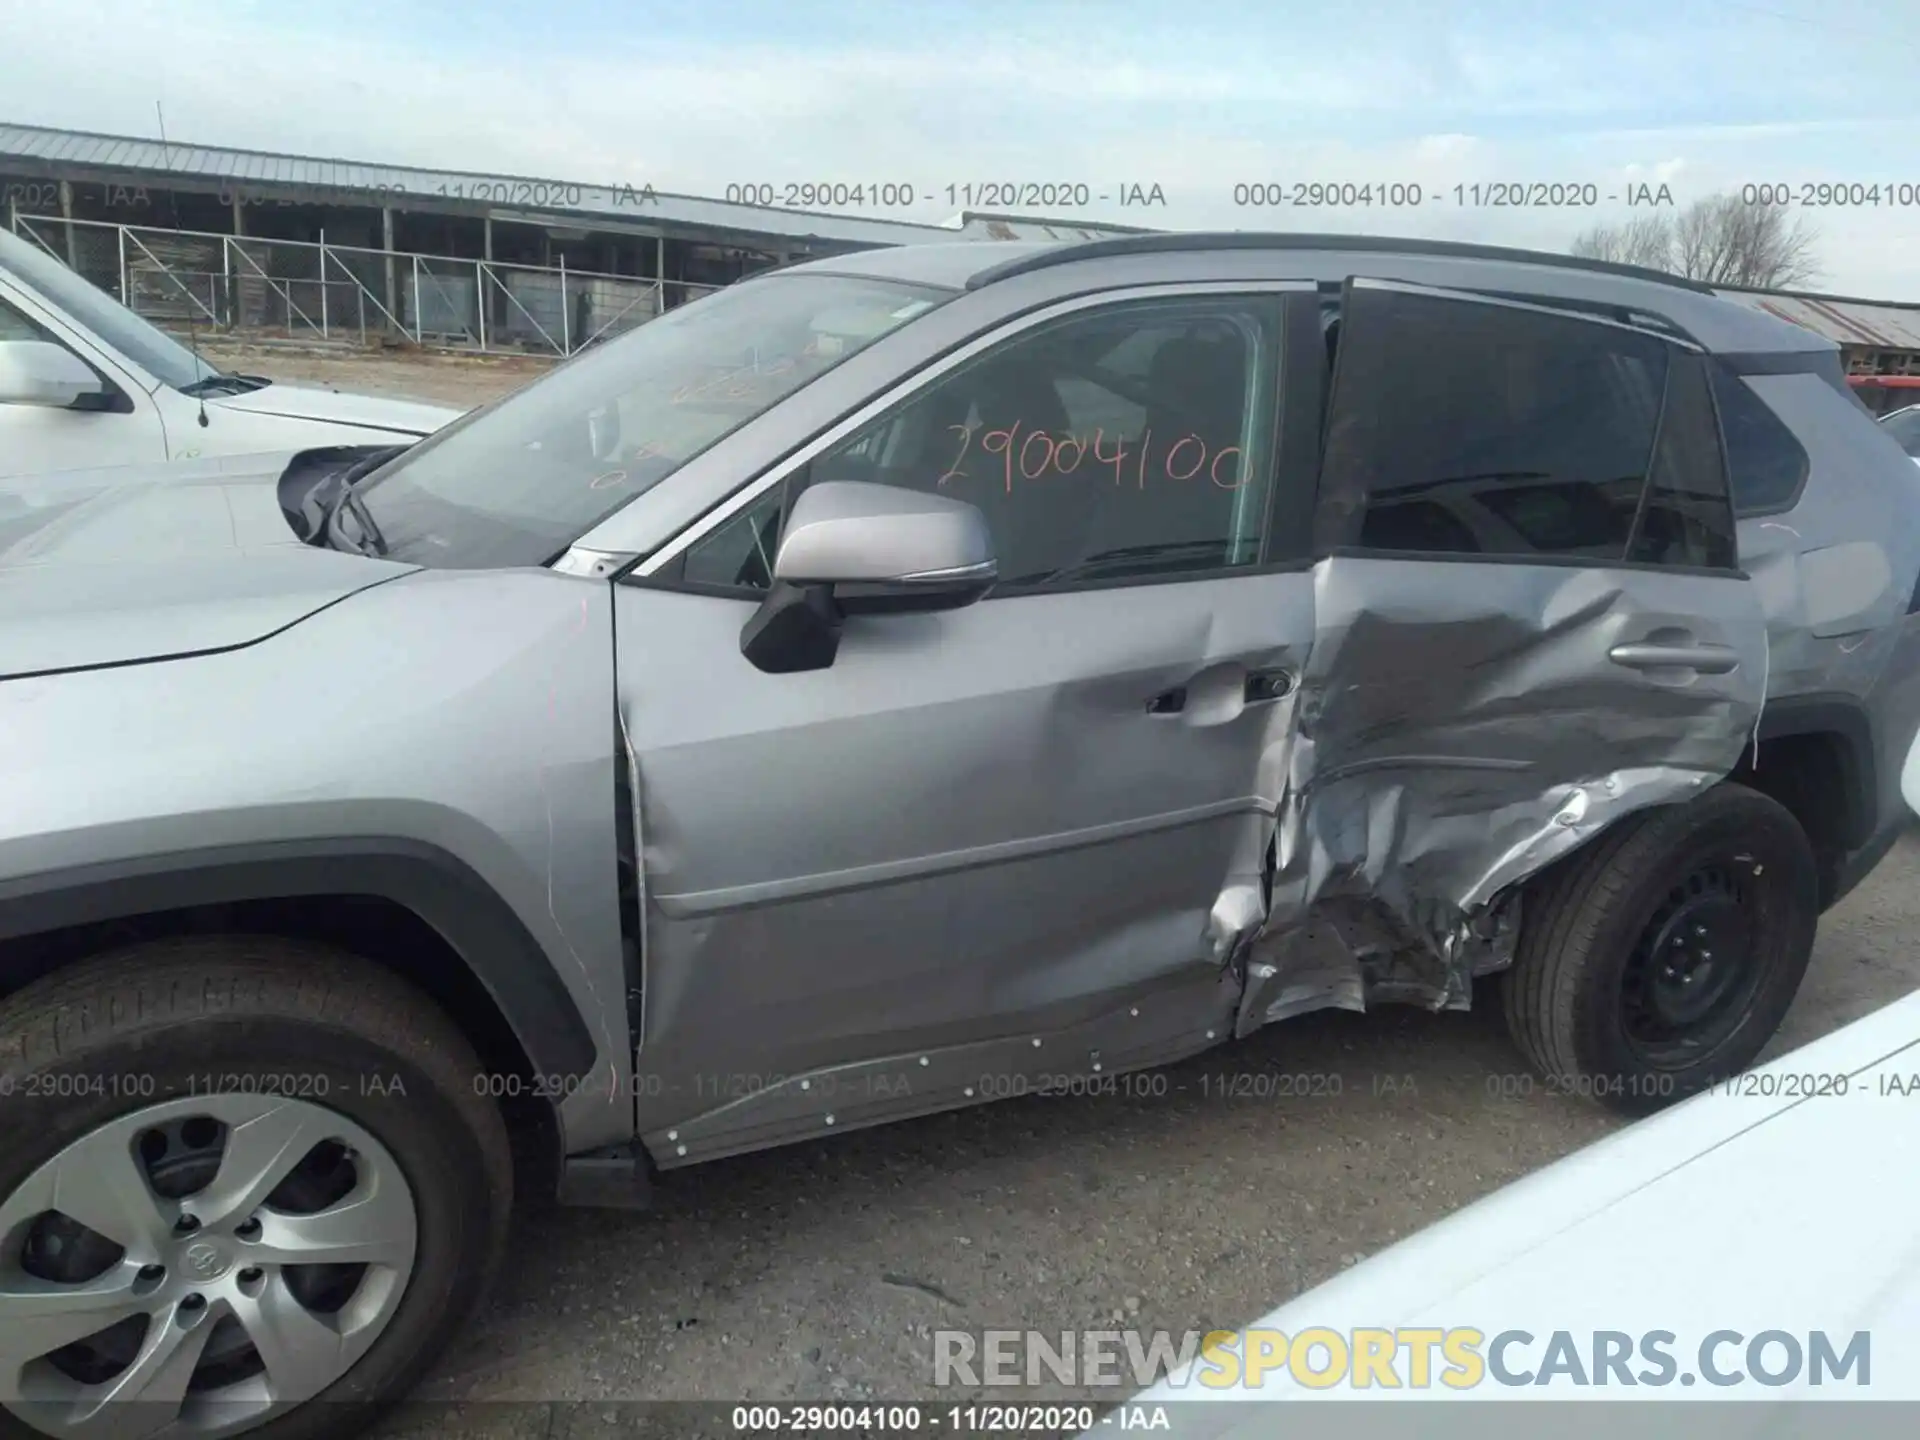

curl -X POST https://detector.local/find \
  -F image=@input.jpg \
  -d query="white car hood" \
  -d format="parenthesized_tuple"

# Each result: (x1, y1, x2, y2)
(0, 451, 417, 678)
(207, 383, 460, 437)
(1119, 989, 1920, 1428)
(1903, 723, 1920, 815)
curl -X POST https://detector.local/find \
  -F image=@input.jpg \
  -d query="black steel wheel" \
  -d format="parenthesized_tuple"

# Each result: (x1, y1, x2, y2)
(1502, 783, 1821, 1116)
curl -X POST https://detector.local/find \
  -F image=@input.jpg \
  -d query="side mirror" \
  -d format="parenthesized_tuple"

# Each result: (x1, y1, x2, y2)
(0, 340, 106, 409)
(740, 480, 997, 674)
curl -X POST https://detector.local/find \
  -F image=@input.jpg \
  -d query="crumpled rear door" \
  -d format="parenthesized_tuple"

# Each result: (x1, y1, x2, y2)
(1237, 278, 1768, 1032)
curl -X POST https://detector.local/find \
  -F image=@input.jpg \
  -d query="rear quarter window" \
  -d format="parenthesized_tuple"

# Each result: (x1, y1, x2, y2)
(1710, 365, 1811, 516)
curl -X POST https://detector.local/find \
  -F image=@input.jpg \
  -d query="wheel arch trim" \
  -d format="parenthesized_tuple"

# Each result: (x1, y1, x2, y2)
(0, 836, 599, 1081)
(1752, 691, 1877, 850)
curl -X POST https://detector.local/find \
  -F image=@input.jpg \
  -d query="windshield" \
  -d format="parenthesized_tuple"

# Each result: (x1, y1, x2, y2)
(1880, 406, 1920, 458)
(353, 272, 947, 567)
(0, 225, 219, 391)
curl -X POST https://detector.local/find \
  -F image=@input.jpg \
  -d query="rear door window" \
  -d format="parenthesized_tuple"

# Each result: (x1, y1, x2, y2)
(1321, 282, 1738, 569)
(1633, 352, 1738, 569)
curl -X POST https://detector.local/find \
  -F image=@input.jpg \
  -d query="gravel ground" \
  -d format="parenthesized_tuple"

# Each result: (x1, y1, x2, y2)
(376, 839, 1919, 1422)
(200, 345, 1919, 1423)
(194, 340, 554, 409)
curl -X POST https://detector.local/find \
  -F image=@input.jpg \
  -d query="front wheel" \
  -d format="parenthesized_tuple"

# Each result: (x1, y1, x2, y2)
(1501, 783, 1821, 1118)
(0, 938, 512, 1440)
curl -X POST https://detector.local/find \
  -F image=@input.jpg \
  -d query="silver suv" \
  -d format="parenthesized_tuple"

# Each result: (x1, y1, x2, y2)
(3, 233, 1918, 1438)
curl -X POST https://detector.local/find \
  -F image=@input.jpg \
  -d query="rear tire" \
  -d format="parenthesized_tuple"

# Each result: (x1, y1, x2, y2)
(0, 937, 512, 1440)
(1501, 783, 1820, 1118)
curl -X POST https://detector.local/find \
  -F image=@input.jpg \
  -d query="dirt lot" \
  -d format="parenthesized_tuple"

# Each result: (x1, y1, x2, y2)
(209, 345, 1919, 1420)
(195, 340, 555, 410)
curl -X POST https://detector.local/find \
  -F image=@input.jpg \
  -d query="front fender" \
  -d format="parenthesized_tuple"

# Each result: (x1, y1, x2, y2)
(0, 836, 596, 1081)
(0, 567, 632, 1153)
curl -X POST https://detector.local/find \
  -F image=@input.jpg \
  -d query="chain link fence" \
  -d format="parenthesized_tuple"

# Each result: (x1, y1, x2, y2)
(9, 214, 718, 357)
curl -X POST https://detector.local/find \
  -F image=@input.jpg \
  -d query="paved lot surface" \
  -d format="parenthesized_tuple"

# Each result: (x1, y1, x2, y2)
(229, 346, 1918, 1423)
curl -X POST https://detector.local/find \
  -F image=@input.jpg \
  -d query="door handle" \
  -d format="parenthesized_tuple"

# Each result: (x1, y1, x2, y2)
(1146, 686, 1187, 715)
(1149, 666, 1294, 716)
(1608, 641, 1739, 675)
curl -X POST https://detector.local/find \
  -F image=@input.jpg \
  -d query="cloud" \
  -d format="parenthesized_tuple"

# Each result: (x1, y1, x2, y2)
(1413, 135, 1485, 164)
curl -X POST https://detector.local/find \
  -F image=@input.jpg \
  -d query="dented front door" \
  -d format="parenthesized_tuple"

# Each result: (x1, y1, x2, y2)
(617, 284, 1321, 1162)
(1237, 278, 1769, 1033)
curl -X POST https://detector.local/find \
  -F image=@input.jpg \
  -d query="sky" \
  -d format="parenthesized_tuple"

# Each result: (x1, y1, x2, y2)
(3, 0, 1919, 295)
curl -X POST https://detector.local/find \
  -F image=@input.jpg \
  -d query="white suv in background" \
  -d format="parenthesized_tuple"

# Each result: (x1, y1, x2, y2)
(1880, 403, 1920, 468)
(0, 226, 460, 478)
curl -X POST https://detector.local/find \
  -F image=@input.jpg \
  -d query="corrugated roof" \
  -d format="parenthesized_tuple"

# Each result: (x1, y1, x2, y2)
(0, 121, 966, 250)
(1711, 286, 1920, 350)
(948, 211, 1158, 242)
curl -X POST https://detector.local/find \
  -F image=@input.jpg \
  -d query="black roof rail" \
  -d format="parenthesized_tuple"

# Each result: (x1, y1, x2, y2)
(963, 231, 1718, 297)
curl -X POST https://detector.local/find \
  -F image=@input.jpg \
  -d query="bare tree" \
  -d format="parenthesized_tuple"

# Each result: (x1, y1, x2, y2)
(1673, 194, 1822, 288)
(1570, 193, 1822, 288)
(1571, 212, 1675, 270)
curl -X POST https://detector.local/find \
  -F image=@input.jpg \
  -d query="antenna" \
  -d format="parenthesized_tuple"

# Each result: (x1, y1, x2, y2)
(154, 100, 209, 428)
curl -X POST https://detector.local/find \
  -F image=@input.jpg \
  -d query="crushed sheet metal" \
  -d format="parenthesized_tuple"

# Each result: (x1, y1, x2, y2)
(1233, 557, 1767, 1035)
(1205, 662, 1298, 971)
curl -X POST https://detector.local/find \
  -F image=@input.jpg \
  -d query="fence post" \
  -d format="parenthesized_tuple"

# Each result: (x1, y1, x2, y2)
(476, 263, 487, 353)
(58, 180, 77, 268)
(560, 254, 570, 356)
(117, 224, 128, 306)
(222, 235, 234, 328)
(412, 254, 423, 344)
(381, 206, 397, 336)
(319, 232, 329, 340)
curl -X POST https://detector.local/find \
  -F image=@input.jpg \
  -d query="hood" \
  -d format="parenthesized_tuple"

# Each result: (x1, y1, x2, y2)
(207, 382, 461, 437)
(1125, 988, 1920, 1422)
(0, 451, 418, 679)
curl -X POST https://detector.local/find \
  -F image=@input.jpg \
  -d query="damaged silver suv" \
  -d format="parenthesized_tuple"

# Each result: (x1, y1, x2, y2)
(3, 232, 1919, 1437)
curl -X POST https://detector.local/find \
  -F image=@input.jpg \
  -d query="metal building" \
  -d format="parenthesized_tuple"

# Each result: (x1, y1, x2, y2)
(1710, 285, 1920, 415)
(0, 122, 1144, 355)
(7, 120, 1920, 385)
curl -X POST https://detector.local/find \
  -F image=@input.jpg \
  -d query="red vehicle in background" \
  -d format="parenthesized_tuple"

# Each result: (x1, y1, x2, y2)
(1850, 373, 1920, 417)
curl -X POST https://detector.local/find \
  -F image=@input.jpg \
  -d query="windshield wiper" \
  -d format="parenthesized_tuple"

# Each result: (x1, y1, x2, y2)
(178, 372, 270, 398)
(318, 448, 403, 556)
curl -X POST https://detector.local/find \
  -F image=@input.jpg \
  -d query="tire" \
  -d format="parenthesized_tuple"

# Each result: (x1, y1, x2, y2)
(0, 936, 512, 1440)
(1500, 783, 1820, 1118)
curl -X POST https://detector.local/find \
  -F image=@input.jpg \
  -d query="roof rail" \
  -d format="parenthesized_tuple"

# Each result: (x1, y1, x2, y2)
(963, 231, 1717, 296)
